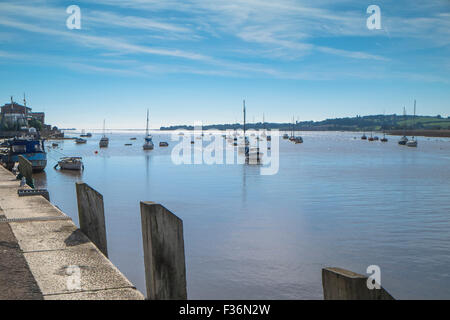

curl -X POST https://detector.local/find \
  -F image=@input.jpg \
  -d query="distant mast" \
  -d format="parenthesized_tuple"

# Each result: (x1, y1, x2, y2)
(146, 109, 149, 137)
(243, 99, 246, 138)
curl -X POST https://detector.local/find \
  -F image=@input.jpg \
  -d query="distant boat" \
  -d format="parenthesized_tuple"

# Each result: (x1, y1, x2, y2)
(292, 116, 303, 144)
(368, 133, 374, 141)
(125, 143, 132, 146)
(361, 133, 367, 140)
(373, 136, 379, 141)
(130, 137, 137, 140)
(0, 138, 47, 172)
(406, 100, 418, 148)
(52, 143, 59, 147)
(398, 107, 409, 145)
(99, 119, 109, 148)
(159, 142, 169, 147)
(143, 109, 154, 150)
(381, 113, 388, 142)
(75, 137, 87, 144)
(238, 100, 250, 154)
(55, 157, 83, 171)
(294, 137, 303, 144)
(283, 133, 289, 139)
(80, 132, 92, 137)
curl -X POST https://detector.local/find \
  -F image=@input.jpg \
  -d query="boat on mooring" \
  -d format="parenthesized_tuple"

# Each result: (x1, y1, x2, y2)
(54, 157, 84, 171)
(99, 119, 109, 148)
(143, 109, 154, 150)
(398, 107, 409, 145)
(75, 137, 87, 144)
(0, 138, 47, 172)
(406, 100, 418, 148)
(159, 142, 169, 147)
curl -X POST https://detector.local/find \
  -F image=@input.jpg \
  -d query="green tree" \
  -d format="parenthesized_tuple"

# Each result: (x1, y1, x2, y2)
(28, 118, 43, 131)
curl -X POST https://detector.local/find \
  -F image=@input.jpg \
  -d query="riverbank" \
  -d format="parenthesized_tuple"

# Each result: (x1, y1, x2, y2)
(387, 129, 450, 137)
(0, 166, 145, 300)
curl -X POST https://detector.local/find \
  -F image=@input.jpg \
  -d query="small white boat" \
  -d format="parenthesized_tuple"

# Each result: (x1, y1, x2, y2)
(54, 157, 84, 170)
(406, 139, 418, 147)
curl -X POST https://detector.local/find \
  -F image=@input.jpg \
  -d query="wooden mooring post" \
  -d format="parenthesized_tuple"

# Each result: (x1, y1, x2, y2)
(322, 267, 394, 300)
(75, 182, 108, 257)
(140, 201, 187, 300)
(18, 155, 33, 188)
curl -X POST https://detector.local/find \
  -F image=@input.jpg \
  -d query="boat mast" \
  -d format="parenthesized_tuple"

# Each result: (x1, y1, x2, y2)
(292, 116, 294, 137)
(412, 100, 416, 140)
(146, 109, 149, 137)
(243, 100, 246, 138)
(103, 119, 106, 137)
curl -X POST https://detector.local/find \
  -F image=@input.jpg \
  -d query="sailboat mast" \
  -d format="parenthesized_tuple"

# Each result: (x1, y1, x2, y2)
(243, 100, 246, 137)
(146, 109, 149, 136)
(414, 100, 416, 123)
(103, 119, 105, 137)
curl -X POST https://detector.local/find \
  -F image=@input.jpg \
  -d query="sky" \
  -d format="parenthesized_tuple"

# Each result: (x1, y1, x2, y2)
(0, 0, 449, 129)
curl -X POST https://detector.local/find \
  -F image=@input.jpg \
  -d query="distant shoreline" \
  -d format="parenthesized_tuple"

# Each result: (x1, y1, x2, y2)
(386, 130, 450, 138)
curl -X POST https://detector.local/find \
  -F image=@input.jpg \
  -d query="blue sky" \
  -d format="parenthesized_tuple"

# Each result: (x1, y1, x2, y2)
(0, 0, 449, 129)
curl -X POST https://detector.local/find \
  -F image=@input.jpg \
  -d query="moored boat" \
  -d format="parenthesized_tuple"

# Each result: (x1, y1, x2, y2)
(99, 119, 109, 148)
(143, 109, 154, 150)
(0, 138, 47, 172)
(54, 157, 83, 170)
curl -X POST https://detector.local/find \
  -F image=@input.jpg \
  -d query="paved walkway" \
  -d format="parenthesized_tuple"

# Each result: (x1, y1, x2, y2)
(0, 166, 145, 300)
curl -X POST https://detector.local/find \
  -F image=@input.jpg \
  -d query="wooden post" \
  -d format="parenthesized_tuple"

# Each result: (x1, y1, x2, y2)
(322, 267, 394, 300)
(140, 201, 187, 300)
(18, 155, 33, 187)
(75, 182, 108, 257)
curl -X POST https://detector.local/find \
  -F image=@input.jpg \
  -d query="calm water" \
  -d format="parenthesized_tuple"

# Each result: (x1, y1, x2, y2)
(34, 131, 450, 299)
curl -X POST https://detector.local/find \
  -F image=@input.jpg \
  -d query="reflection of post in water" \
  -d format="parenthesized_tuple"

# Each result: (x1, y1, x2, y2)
(32, 170, 48, 189)
(145, 153, 150, 187)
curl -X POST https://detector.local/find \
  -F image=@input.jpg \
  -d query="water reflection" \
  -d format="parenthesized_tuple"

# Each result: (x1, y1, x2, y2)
(33, 131, 450, 299)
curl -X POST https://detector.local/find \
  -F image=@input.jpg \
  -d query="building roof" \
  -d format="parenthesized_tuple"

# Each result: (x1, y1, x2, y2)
(1, 102, 32, 112)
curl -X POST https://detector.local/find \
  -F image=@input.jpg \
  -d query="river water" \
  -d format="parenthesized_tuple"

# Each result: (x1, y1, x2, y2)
(34, 131, 450, 299)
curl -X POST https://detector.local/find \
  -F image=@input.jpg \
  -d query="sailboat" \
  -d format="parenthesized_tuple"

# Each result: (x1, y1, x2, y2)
(143, 109, 154, 150)
(398, 107, 409, 145)
(293, 116, 303, 144)
(289, 116, 295, 141)
(99, 119, 109, 148)
(381, 113, 388, 142)
(361, 132, 367, 140)
(238, 100, 249, 154)
(406, 100, 418, 147)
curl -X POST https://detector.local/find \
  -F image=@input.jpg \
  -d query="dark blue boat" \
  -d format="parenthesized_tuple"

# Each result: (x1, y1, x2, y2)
(0, 138, 47, 172)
